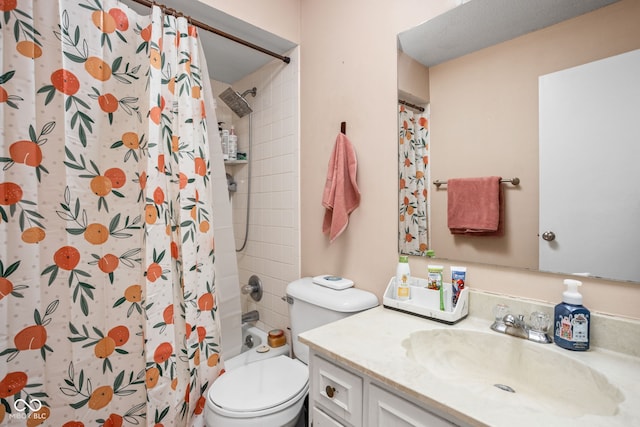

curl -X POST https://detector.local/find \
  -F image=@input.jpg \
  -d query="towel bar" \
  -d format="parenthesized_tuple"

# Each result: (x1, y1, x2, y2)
(433, 177, 520, 188)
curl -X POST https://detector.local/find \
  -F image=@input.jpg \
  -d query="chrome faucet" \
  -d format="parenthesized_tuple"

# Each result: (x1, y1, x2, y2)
(241, 310, 259, 323)
(490, 304, 552, 344)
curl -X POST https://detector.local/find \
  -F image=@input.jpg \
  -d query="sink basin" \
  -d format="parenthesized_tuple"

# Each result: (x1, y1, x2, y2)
(403, 329, 624, 418)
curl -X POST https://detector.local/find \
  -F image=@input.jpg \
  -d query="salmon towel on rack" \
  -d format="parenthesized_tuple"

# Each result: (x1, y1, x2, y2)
(322, 132, 361, 242)
(447, 176, 504, 235)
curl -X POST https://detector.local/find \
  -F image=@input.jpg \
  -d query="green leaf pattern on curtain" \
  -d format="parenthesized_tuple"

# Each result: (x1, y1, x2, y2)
(0, 1, 222, 425)
(399, 104, 429, 256)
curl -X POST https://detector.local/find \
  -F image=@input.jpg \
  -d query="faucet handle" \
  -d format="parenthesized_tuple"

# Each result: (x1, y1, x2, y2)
(242, 275, 263, 302)
(493, 304, 510, 322)
(503, 313, 527, 328)
(529, 311, 550, 332)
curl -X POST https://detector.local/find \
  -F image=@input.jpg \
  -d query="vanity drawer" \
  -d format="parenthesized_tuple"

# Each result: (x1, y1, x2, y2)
(313, 407, 347, 426)
(311, 354, 363, 426)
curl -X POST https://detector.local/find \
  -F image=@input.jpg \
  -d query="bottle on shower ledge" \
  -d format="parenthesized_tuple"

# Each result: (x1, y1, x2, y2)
(221, 128, 229, 160)
(228, 125, 238, 160)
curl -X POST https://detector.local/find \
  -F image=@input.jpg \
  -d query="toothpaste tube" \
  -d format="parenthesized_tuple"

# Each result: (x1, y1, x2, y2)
(451, 266, 466, 308)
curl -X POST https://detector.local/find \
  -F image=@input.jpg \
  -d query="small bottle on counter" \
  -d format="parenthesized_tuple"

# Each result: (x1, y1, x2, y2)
(395, 255, 411, 300)
(228, 125, 238, 160)
(450, 266, 466, 309)
(427, 265, 443, 290)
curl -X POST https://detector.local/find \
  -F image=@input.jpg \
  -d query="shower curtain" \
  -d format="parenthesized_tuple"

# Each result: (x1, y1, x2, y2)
(398, 104, 430, 255)
(0, 1, 223, 425)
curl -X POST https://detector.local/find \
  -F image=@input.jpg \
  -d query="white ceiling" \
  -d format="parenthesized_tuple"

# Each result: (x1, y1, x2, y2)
(121, 0, 296, 84)
(398, 0, 621, 67)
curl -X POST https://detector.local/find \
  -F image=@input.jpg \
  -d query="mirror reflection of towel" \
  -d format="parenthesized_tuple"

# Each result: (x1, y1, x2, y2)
(322, 133, 360, 242)
(447, 176, 504, 236)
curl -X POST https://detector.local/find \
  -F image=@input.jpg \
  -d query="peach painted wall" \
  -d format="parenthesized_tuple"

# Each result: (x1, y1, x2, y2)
(299, 0, 640, 320)
(397, 51, 429, 103)
(298, 0, 456, 296)
(199, 0, 300, 44)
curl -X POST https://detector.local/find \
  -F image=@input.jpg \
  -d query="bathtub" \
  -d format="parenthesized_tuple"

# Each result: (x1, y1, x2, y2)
(224, 324, 291, 371)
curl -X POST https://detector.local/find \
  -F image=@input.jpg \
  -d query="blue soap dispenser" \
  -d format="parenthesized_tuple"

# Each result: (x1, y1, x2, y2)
(553, 279, 590, 351)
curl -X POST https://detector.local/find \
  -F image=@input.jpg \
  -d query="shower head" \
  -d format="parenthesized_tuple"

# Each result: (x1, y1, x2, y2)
(241, 87, 257, 98)
(219, 87, 257, 118)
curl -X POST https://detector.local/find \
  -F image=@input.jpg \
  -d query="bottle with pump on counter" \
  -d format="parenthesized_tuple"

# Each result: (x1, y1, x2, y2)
(395, 255, 411, 300)
(553, 279, 590, 351)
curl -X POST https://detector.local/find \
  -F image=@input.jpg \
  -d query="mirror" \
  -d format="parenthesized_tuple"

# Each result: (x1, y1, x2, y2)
(397, 0, 640, 283)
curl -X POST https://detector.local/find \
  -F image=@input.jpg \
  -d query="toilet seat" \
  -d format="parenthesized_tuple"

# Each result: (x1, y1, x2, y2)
(208, 355, 308, 417)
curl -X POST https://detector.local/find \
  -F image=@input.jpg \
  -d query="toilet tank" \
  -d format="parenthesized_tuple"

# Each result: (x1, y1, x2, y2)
(286, 277, 378, 364)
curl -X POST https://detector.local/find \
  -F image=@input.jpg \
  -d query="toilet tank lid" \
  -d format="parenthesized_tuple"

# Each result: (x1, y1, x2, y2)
(286, 277, 378, 312)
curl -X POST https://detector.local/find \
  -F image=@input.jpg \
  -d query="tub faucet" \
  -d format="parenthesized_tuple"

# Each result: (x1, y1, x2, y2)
(241, 310, 259, 323)
(490, 304, 552, 344)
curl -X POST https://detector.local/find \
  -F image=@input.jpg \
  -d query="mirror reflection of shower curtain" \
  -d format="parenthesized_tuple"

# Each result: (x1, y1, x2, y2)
(398, 104, 430, 255)
(0, 2, 223, 425)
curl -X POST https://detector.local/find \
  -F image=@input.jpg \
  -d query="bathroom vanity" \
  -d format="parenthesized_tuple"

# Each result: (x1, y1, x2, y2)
(308, 350, 460, 426)
(299, 291, 640, 427)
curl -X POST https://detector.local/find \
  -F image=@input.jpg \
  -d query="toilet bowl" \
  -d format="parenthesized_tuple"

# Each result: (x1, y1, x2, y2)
(204, 277, 378, 426)
(206, 355, 308, 427)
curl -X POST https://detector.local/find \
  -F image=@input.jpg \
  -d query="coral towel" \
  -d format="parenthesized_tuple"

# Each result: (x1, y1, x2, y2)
(447, 176, 503, 235)
(322, 133, 361, 242)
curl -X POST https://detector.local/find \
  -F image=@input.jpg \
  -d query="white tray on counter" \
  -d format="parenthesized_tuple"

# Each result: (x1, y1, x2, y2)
(382, 277, 469, 324)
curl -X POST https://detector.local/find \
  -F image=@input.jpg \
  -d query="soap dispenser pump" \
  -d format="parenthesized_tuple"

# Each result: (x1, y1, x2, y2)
(553, 279, 590, 351)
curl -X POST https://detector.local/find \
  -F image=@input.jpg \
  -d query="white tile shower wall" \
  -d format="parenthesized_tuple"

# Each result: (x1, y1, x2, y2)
(204, 76, 243, 360)
(226, 48, 300, 335)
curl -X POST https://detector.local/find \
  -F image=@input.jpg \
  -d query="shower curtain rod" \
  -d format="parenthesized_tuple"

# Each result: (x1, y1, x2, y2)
(127, 0, 291, 64)
(399, 99, 425, 113)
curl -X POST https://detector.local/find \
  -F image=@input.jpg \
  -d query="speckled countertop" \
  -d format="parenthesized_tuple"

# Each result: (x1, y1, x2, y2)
(299, 293, 640, 427)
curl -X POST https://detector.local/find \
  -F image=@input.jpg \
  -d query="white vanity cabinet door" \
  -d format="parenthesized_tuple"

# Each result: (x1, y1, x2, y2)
(311, 354, 363, 426)
(309, 350, 460, 427)
(313, 407, 347, 426)
(368, 384, 457, 427)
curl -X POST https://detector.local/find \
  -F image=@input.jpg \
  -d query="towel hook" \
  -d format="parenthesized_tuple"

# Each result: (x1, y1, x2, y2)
(340, 121, 346, 134)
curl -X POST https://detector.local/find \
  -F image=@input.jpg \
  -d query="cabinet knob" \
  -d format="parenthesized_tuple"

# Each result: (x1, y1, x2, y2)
(325, 385, 336, 398)
(542, 231, 556, 241)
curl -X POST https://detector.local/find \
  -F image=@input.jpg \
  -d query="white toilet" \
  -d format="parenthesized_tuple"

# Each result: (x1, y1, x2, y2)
(205, 277, 378, 427)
